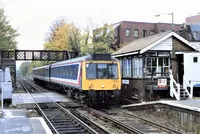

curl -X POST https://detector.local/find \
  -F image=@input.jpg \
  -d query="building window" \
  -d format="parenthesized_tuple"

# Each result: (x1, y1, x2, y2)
(122, 58, 132, 77)
(150, 30, 155, 35)
(145, 51, 157, 56)
(145, 57, 170, 77)
(119, 59, 122, 76)
(158, 57, 170, 76)
(125, 29, 131, 38)
(142, 30, 147, 37)
(158, 52, 170, 56)
(193, 32, 198, 40)
(194, 57, 198, 63)
(145, 57, 157, 76)
(132, 58, 143, 77)
(134, 29, 139, 38)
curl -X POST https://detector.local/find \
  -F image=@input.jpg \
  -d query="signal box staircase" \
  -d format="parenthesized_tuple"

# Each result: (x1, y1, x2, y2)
(169, 70, 193, 100)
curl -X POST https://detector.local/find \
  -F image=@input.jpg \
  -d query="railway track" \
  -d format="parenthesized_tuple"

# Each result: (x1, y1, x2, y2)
(17, 77, 109, 134)
(37, 103, 98, 134)
(78, 108, 184, 134)
(17, 77, 185, 133)
(18, 77, 40, 93)
(18, 77, 49, 92)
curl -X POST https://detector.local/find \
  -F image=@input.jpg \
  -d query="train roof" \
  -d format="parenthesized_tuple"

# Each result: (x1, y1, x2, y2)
(33, 54, 118, 70)
(51, 54, 118, 66)
(33, 64, 50, 70)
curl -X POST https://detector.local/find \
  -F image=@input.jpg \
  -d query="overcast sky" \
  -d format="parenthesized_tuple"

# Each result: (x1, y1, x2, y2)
(1, 0, 200, 50)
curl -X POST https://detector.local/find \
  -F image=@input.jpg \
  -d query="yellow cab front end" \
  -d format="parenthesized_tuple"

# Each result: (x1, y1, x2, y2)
(82, 60, 121, 97)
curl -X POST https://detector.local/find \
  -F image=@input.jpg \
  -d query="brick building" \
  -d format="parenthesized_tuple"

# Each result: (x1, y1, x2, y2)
(186, 14, 200, 24)
(112, 21, 182, 50)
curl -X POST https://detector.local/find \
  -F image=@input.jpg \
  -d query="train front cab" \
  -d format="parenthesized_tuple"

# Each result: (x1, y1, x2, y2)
(81, 60, 121, 104)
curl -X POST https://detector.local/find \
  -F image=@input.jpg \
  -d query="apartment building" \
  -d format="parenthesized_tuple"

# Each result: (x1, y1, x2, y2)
(112, 21, 182, 50)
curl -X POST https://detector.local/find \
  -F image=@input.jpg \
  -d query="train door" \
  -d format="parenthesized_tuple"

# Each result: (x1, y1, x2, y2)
(49, 65, 51, 82)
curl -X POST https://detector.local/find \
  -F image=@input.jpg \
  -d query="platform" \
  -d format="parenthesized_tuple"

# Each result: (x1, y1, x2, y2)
(12, 92, 71, 104)
(0, 109, 52, 134)
(122, 98, 200, 113)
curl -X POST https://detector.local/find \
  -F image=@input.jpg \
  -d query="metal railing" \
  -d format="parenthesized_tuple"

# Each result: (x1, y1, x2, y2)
(170, 70, 180, 100)
(183, 75, 193, 99)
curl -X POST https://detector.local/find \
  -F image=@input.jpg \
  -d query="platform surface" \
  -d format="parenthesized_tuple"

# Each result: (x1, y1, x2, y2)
(0, 109, 52, 134)
(122, 98, 200, 112)
(12, 92, 70, 104)
(165, 98, 200, 112)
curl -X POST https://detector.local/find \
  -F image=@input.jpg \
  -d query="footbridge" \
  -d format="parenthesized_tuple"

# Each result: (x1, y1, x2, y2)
(0, 50, 79, 88)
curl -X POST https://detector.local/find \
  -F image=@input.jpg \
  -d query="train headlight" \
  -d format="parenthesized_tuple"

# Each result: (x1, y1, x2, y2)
(113, 84, 116, 88)
(101, 84, 105, 88)
(89, 84, 93, 89)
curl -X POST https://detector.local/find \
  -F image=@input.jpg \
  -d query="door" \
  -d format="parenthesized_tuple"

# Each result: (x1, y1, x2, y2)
(177, 54, 184, 84)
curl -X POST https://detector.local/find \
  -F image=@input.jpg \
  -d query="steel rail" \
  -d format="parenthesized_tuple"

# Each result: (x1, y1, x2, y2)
(18, 79, 59, 134)
(89, 108, 144, 134)
(19, 77, 99, 134)
(55, 103, 99, 134)
(119, 110, 183, 134)
(70, 109, 110, 134)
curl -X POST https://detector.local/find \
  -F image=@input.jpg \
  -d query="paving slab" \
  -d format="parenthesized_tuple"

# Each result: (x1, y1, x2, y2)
(0, 109, 52, 134)
(12, 92, 71, 104)
(122, 98, 200, 112)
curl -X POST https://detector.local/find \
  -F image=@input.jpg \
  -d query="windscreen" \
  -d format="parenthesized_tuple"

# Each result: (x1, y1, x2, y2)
(86, 63, 118, 79)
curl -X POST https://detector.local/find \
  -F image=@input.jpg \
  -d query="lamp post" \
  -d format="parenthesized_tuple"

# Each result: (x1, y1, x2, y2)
(155, 12, 174, 30)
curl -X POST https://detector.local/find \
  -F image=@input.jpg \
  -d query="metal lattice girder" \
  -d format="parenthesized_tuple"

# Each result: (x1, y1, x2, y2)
(0, 50, 79, 61)
(69, 51, 79, 59)
(1, 51, 15, 59)
(14, 50, 74, 61)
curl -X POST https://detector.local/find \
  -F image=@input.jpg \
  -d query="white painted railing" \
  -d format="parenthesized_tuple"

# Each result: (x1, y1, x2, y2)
(170, 70, 180, 100)
(183, 75, 193, 99)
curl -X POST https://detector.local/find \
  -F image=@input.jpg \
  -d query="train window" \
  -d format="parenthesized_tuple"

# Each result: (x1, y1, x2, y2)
(86, 63, 118, 79)
(60, 67, 63, 78)
(97, 64, 108, 79)
(86, 64, 97, 79)
(73, 65, 78, 79)
(59, 68, 61, 77)
(71, 65, 74, 78)
(66, 66, 69, 77)
(108, 64, 118, 79)
(55, 68, 58, 77)
(63, 67, 66, 77)
(65, 67, 68, 77)
(51, 68, 54, 76)
(69, 66, 71, 77)
(53, 68, 55, 76)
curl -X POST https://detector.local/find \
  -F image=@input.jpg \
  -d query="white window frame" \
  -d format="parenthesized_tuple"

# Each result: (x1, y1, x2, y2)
(132, 57, 143, 77)
(122, 58, 132, 77)
(145, 56, 170, 77)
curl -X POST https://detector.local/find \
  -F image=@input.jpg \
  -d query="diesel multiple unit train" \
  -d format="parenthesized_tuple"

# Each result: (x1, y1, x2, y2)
(32, 54, 121, 106)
